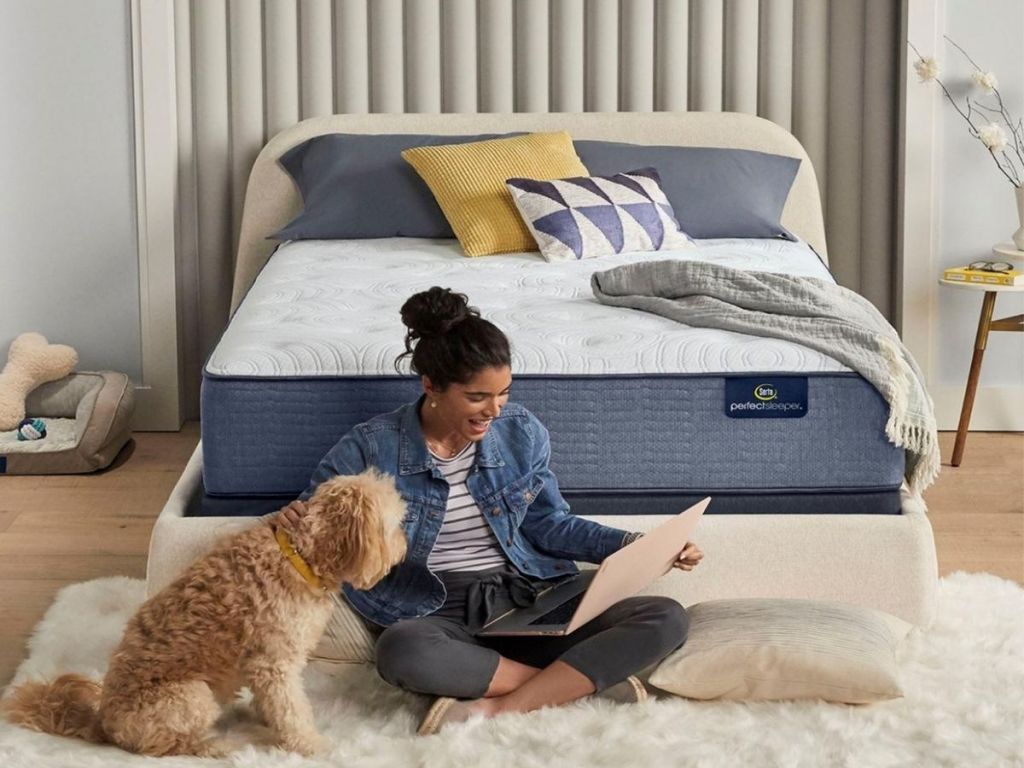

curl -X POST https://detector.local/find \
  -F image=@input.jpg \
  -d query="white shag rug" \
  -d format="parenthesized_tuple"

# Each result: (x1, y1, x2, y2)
(1, 573, 1022, 768)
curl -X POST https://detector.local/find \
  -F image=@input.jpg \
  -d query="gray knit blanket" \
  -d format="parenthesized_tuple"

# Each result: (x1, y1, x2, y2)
(591, 259, 940, 495)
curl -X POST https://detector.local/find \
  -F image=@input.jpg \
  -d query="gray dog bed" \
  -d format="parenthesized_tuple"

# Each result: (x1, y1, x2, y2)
(0, 372, 134, 474)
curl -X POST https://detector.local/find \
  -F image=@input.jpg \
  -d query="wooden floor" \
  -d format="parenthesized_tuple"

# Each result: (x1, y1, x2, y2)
(0, 425, 1021, 687)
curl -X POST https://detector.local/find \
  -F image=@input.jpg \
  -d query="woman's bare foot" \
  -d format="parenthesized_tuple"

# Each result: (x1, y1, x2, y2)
(417, 696, 504, 735)
(417, 662, 606, 735)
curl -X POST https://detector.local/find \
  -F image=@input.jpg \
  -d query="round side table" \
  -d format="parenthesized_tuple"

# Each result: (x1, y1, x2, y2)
(939, 243, 1024, 466)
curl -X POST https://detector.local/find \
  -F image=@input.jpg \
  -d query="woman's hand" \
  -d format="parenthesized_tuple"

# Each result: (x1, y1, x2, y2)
(672, 541, 704, 571)
(278, 499, 308, 532)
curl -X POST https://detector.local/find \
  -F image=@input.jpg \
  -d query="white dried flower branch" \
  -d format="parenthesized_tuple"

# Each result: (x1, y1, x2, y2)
(914, 56, 940, 83)
(910, 38, 1023, 187)
(971, 71, 998, 94)
(945, 36, 1024, 167)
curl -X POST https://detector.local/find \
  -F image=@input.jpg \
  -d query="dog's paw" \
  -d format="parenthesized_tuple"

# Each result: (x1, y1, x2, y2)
(278, 730, 330, 756)
(194, 738, 233, 758)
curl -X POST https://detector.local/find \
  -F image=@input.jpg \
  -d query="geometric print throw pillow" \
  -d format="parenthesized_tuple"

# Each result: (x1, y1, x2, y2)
(506, 167, 694, 262)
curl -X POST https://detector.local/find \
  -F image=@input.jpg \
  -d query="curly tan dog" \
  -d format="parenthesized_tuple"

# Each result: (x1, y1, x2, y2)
(2, 468, 407, 757)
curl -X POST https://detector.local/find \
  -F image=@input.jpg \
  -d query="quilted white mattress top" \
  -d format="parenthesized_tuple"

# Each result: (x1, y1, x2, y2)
(206, 237, 852, 377)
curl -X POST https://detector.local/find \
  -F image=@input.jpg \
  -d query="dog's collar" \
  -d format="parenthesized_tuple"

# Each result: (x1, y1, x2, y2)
(274, 526, 324, 592)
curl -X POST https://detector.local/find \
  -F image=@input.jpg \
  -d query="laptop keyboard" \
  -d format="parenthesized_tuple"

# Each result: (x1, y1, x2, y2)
(528, 592, 586, 626)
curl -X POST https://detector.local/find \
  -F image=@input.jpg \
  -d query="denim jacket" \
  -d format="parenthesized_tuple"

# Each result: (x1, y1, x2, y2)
(300, 397, 630, 626)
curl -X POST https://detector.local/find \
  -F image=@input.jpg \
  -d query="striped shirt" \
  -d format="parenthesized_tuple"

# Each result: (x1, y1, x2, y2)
(426, 441, 509, 573)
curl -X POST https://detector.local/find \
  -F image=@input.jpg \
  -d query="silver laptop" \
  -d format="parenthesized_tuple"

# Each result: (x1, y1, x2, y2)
(477, 497, 710, 637)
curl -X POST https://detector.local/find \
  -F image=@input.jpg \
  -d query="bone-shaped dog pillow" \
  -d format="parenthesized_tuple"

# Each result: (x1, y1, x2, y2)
(0, 332, 78, 430)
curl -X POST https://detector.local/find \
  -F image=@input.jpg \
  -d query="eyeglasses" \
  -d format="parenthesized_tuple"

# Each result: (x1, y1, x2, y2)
(968, 261, 1014, 273)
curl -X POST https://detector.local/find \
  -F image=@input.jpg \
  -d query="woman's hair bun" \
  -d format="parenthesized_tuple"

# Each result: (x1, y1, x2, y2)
(394, 285, 511, 385)
(400, 286, 479, 339)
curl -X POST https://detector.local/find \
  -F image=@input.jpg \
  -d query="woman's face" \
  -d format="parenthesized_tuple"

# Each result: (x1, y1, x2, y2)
(424, 366, 512, 442)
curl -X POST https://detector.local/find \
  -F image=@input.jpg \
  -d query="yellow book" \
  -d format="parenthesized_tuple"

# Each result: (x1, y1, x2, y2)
(943, 265, 1023, 286)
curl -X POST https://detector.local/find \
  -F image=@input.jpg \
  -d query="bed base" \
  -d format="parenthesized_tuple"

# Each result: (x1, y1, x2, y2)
(146, 445, 938, 663)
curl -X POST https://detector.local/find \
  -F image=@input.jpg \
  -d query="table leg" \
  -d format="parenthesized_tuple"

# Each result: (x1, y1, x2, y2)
(951, 291, 997, 466)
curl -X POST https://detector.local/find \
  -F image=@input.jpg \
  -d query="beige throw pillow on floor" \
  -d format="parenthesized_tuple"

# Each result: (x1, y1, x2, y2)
(648, 598, 912, 704)
(309, 598, 377, 664)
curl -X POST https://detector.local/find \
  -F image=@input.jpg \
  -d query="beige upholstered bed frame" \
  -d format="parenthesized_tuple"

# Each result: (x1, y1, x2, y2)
(148, 113, 937, 662)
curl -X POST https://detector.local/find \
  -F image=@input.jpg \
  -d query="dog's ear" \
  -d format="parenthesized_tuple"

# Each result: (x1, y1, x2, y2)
(309, 472, 406, 590)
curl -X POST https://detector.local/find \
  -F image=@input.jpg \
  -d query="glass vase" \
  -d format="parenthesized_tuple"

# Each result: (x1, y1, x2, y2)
(1013, 185, 1024, 251)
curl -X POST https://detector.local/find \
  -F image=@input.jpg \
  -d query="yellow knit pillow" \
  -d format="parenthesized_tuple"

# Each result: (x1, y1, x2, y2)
(402, 132, 589, 256)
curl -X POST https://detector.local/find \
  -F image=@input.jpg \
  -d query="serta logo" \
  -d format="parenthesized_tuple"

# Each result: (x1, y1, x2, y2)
(727, 377, 807, 419)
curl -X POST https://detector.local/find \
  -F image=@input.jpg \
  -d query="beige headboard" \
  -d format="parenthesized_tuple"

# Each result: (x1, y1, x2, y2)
(231, 111, 827, 313)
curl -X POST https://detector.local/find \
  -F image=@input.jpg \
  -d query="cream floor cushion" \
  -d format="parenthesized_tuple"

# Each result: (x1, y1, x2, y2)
(647, 598, 912, 703)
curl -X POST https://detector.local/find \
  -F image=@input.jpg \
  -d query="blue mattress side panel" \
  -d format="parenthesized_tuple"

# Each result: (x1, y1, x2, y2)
(201, 373, 904, 497)
(202, 376, 422, 496)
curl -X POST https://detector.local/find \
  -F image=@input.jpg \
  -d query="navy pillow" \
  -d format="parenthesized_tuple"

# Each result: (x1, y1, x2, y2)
(273, 133, 514, 240)
(573, 140, 801, 241)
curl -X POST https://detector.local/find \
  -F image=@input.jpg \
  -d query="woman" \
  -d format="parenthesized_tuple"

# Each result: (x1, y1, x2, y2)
(282, 286, 703, 734)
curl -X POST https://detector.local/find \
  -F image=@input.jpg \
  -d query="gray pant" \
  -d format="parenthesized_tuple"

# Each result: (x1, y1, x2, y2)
(374, 567, 689, 699)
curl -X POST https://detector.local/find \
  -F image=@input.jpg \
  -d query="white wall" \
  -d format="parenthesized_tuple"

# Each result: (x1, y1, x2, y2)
(936, 2, 1024, 401)
(0, 0, 141, 381)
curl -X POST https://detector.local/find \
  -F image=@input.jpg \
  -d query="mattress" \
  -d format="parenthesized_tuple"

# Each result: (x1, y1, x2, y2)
(201, 237, 904, 514)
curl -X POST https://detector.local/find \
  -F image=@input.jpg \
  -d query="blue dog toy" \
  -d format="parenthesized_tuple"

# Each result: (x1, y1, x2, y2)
(17, 418, 46, 441)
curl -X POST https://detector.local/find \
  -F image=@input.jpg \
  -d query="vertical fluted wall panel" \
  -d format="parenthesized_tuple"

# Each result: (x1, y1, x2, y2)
(442, 0, 477, 112)
(478, 0, 513, 112)
(298, 0, 333, 117)
(827, 0, 865, 293)
(723, 0, 759, 114)
(621, 0, 655, 112)
(859, 0, 899, 318)
(173, 0, 201, 414)
(758, 0, 793, 130)
(551, 0, 585, 112)
(793, 0, 829, 209)
(264, 0, 299, 137)
(228, 0, 263, 258)
(405, 0, 441, 113)
(172, 0, 901, 417)
(190, 0, 232, 362)
(369, 0, 404, 112)
(515, 0, 549, 112)
(585, 0, 618, 111)
(690, 0, 724, 111)
(334, 0, 369, 114)
(655, 0, 688, 111)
